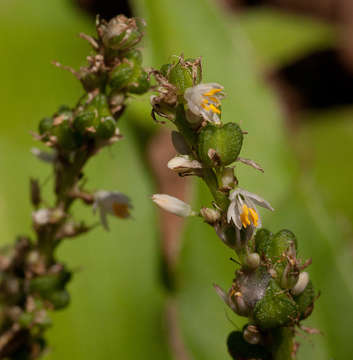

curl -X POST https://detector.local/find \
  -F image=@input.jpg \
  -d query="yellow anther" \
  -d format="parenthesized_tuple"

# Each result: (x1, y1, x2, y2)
(207, 95, 220, 103)
(249, 207, 259, 227)
(203, 88, 222, 97)
(240, 204, 251, 228)
(113, 202, 130, 219)
(209, 104, 221, 114)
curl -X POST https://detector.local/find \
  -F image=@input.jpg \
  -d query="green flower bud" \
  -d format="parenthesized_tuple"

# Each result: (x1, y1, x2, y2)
(198, 123, 243, 167)
(101, 15, 144, 51)
(294, 280, 315, 320)
(47, 289, 70, 310)
(109, 62, 134, 91)
(227, 331, 271, 360)
(38, 117, 53, 135)
(96, 116, 116, 139)
(253, 279, 298, 329)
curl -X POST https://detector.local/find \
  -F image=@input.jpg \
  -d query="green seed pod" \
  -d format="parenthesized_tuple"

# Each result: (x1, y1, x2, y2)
(267, 230, 297, 280)
(254, 228, 273, 256)
(96, 116, 116, 139)
(73, 111, 97, 137)
(198, 123, 243, 167)
(168, 62, 194, 94)
(127, 68, 150, 94)
(53, 121, 80, 150)
(38, 117, 53, 135)
(227, 331, 271, 360)
(47, 289, 70, 310)
(29, 271, 71, 297)
(80, 70, 107, 92)
(294, 280, 315, 320)
(253, 279, 298, 329)
(109, 62, 134, 91)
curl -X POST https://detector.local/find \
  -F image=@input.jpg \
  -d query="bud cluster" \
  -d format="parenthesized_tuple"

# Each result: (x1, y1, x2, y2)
(150, 56, 316, 359)
(0, 15, 148, 358)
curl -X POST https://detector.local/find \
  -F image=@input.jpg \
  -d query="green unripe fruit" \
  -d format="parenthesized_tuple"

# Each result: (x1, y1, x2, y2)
(73, 111, 97, 136)
(254, 228, 273, 256)
(96, 116, 116, 139)
(53, 121, 80, 150)
(109, 62, 134, 91)
(253, 280, 298, 329)
(168, 63, 194, 94)
(227, 331, 271, 360)
(198, 123, 243, 167)
(38, 117, 53, 135)
(127, 68, 149, 94)
(294, 280, 315, 320)
(47, 289, 70, 310)
(29, 271, 71, 296)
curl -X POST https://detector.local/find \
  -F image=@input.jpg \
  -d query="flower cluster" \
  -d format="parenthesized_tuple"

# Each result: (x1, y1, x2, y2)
(0, 15, 149, 359)
(149, 56, 316, 359)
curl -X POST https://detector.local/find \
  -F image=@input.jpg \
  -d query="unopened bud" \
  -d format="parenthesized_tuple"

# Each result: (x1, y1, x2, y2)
(291, 271, 309, 296)
(243, 325, 262, 345)
(200, 207, 221, 224)
(32, 209, 51, 226)
(101, 15, 145, 51)
(152, 194, 194, 217)
(167, 155, 202, 173)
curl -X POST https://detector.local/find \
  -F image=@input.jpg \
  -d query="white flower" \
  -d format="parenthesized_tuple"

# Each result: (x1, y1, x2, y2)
(184, 83, 224, 125)
(227, 188, 273, 230)
(152, 194, 195, 217)
(167, 155, 202, 174)
(93, 191, 132, 231)
(32, 208, 51, 226)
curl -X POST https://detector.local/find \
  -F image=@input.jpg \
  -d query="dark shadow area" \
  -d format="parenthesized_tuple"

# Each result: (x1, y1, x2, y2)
(73, 0, 133, 19)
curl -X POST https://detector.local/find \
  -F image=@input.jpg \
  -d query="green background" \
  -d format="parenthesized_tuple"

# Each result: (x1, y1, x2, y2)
(0, 0, 352, 359)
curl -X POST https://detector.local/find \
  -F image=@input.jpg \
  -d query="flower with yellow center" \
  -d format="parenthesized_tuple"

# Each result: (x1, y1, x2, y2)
(184, 83, 224, 125)
(93, 190, 132, 231)
(227, 188, 273, 230)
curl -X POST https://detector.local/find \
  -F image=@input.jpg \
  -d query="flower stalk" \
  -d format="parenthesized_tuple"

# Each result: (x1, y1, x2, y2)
(150, 55, 317, 359)
(0, 14, 149, 358)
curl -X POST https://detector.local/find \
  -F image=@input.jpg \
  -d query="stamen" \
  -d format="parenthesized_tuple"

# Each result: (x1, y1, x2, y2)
(206, 95, 220, 103)
(203, 88, 222, 97)
(113, 202, 130, 218)
(209, 104, 221, 114)
(240, 204, 250, 228)
(249, 208, 259, 227)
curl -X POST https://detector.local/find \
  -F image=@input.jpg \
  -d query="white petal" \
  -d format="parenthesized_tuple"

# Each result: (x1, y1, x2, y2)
(239, 188, 274, 211)
(152, 194, 193, 217)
